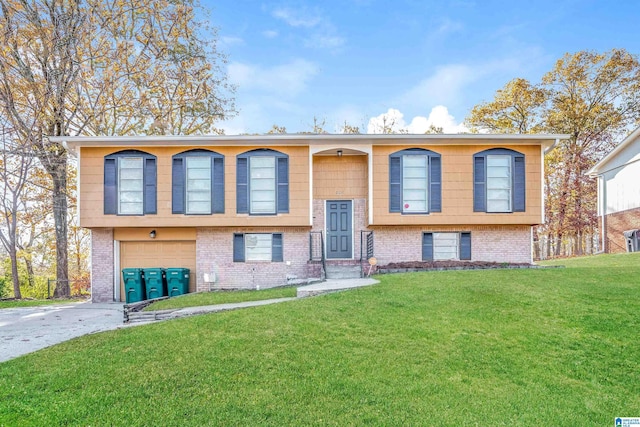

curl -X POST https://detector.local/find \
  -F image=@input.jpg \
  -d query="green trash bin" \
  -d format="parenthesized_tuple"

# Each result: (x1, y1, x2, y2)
(143, 268, 166, 300)
(122, 268, 145, 304)
(165, 268, 190, 297)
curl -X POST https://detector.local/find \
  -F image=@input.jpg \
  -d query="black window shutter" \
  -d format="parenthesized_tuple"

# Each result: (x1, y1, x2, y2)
(389, 155, 401, 212)
(429, 156, 442, 212)
(236, 157, 248, 213)
(213, 157, 225, 214)
(144, 158, 157, 214)
(277, 157, 289, 213)
(422, 233, 434, 261)
(172, 158, 185, 214)
(460, 232, 472, 260)
(513, 155, 526, 212)
(473, 156, 486, 212)
(233, 234, 245, 262)
(272, 233, 283, 262)
(104, 158, 117, 215)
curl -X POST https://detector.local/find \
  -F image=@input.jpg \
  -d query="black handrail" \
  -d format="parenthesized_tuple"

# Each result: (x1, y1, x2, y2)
(359, 230, 374, 277)
(309, 231, 326, 279)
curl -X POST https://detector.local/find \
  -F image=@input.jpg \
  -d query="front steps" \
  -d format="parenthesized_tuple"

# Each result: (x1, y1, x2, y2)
(325, 262, 361, 279)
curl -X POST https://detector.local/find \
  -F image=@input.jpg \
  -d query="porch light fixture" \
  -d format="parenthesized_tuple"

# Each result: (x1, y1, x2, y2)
(337, 150, 343, 157)
(149, 230, 156, 239)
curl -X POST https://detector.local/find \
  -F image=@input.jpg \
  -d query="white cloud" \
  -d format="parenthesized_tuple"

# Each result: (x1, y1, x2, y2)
(228, 59, 319, 98)
(305, 34, 345, 50)
(220, 36, 244, 46)
(272, 7, 321, 28)
(397, 57, 529, 112)
(397, 64, 476, 110)
(271, 6, 345, 52)
(367, 106, 467, 134)
(262, 30, 279, 38)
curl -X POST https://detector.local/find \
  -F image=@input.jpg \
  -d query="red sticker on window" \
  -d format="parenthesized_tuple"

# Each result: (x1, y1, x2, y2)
(404, 203, 410, 208)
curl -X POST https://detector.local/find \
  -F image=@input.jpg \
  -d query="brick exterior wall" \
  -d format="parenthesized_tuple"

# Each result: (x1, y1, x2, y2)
(372, 225, 532, 265)
(90, 228, 114, 302)
(196, 227, 311, 290)
(603, 207, 640, 253)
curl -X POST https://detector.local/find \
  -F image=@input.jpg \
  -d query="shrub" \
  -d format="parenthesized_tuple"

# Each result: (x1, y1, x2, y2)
(19, 276, 50, 299)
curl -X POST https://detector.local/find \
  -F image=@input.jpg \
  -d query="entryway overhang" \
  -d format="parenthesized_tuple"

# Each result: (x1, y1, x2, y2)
(309, 144, 373, 225)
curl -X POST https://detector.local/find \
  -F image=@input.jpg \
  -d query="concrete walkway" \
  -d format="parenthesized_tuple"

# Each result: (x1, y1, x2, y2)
(296, 277, 379, 297)
(1, 277, 380, 362)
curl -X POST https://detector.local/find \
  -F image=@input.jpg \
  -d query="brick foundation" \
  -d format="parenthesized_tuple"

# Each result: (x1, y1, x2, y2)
(372, 225, 532, 265)
(90, 228, 114, 302)
(196, 227, 311, 290)
(603, 207, 640, 253)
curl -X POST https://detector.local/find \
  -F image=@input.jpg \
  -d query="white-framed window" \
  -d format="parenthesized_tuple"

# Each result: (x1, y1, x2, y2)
(233, 233, 283, 262)
(245, 234, 272, 261)
(486, 154, 512, 213)
(402, 155, 428, 213)
(118, 157, 144, 215)
(250, 156, 276, 214)
(186, 156, 211, 214)
(423, 232, 471, 261)
(433, 232, 459, 261)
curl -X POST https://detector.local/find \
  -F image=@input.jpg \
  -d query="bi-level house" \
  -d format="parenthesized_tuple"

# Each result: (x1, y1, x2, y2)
(54, 133, 565, 303)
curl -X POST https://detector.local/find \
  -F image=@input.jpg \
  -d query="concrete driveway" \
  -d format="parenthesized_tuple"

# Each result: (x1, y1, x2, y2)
(0, 302, 126, 363)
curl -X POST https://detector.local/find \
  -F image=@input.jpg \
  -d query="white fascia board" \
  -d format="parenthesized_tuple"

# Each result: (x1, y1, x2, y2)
(587, 126, 640, 177)
(51, 133, 570, 154)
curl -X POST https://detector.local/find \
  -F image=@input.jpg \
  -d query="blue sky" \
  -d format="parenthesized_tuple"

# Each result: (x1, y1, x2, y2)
(201, 0, 640, 134)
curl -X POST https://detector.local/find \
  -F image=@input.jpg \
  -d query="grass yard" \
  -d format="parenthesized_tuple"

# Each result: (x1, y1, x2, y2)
(1, 253, 639, 425)
(143, 286, 297, 311)
(0, 298, 85, 309)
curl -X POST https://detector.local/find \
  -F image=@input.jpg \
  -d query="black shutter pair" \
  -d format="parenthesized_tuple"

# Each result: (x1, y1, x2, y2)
(236, 150, 289, 214)
(172, 150, 224, 214)
(104, 151, 157, 215)
(422, 232, 471, 261)
(389, 149, 442, 213)
(233, 233, 283, 262)
(474, 149, 525, 212)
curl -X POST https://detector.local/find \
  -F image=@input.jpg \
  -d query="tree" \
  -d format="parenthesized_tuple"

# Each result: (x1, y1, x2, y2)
(340, 121, 360, 134)
(466, 78, 548, 134)
(424, 124, 444, 134)
(267, 124, 287, 134)
(466, 49, 640, 256)
(0, 0, 234, 296)
(0, 126, 33, 298)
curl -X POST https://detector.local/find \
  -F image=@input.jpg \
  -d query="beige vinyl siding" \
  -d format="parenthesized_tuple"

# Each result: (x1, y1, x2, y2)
(313, 155, 368, 199)
(372, 144, 543, 225)
(79, 146, 311, 228)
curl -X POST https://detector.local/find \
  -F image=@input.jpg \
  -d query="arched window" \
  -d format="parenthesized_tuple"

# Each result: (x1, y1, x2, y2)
(104, 150, 156, 215)
(172, 149, 224, 215)
(473, 148, 525, 213)
(389, 148, 441, 214)
(236, 149, 289, 215)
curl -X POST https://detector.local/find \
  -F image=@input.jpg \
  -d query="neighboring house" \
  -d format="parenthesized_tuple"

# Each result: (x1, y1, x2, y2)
(54, 133, 565, 303)
(587, 126, 640, 253)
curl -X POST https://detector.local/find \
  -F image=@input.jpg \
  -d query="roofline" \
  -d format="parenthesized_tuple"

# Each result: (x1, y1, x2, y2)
(51, 133, 569, 154)
(587, 126, 640, 177)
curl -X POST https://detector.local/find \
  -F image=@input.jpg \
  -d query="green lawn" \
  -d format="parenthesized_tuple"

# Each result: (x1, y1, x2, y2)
(538, 250, 640, 268)
(143, 287, 297, 311)
(0, 298, 85, 309)
(1, 254, 639, 426)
